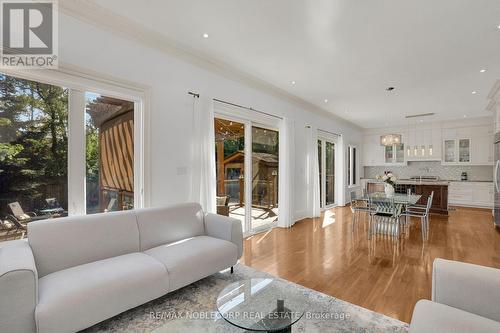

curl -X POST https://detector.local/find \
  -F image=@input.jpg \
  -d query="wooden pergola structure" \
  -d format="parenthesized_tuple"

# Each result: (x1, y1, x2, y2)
(87, 96, 134, 212)
(214, 118, 278, 209)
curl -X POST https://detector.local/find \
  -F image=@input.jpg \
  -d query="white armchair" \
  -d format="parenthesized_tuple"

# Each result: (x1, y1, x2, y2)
(410, 258, 500, 333)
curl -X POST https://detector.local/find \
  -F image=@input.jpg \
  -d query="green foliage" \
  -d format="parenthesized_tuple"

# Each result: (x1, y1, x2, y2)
(0, 74, 69, 213)
(223, 137, 244, 158)
(86, 124, 99, 182)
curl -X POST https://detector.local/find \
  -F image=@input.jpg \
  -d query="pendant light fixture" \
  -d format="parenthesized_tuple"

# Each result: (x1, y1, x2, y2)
(407, 120, 411, 156)
(380, 87, 402, 146)
(428, 126, 433, 156)
(380, 134, 402, 146)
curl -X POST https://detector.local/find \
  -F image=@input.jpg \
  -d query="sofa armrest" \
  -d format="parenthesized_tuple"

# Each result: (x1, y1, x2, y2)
(0, 239, 38, 333)
(204, 213, 243, 259)
(432, 258, 500, 322)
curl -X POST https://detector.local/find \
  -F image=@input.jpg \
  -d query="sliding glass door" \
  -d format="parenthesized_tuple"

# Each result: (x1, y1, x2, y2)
(318, 137, 337, 208)
(214, 116, 279, 234)
(251, 126, 279, 231)
(214, 117, 246, 228)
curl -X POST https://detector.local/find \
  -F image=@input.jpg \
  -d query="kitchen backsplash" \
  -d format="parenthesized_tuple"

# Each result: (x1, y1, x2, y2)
(364, 161, 493, 181)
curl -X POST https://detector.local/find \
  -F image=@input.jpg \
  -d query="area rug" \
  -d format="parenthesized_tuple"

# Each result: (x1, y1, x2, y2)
(83, 264, 408, 333)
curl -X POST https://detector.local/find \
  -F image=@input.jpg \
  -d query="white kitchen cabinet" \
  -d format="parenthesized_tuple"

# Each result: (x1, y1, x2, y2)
(442, 138, 471, 164)
(442, 124, 493, 165)
(384, 143, 405, 165)
(448, 182, 493, 208)
(362, 134, 385, 166)
(443, 139, 456, 163)
(471, 135, 494, 165)
(406, 127, 441, 161)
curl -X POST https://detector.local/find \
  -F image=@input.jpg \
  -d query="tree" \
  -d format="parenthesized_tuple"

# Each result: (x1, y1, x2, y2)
(0, 74, 68, 215)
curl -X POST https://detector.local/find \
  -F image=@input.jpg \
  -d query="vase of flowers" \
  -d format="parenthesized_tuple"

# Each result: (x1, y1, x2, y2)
(376, 172, 397, 197)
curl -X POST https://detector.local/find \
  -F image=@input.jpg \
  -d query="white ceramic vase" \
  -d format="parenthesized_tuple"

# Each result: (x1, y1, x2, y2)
(384, 183, 395, 197)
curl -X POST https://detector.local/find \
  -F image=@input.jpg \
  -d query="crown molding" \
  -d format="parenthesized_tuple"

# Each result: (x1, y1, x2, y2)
(487, 80, 500, 101)
(59, 0, 362, 131)
(486, 99, 496, 112)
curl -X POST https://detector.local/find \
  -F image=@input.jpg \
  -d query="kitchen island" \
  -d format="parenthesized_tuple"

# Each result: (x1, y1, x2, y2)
(362, 178, 449, 215)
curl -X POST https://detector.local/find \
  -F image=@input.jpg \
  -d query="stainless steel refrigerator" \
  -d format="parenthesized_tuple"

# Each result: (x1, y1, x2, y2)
(494, 132, 500, 227)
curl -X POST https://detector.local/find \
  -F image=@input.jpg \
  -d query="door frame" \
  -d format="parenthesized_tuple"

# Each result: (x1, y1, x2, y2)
(214, 104, 281, 236)
(318, 133, 339, 210)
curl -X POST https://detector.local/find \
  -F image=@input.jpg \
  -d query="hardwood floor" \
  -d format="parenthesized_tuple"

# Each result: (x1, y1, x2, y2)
(241, 206, 500, 323)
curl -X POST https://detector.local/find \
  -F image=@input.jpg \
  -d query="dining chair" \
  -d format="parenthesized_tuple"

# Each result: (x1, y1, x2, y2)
(403, 191, 434, 241)
(368, 196, 403, 241)
(350, 191, 374, 232)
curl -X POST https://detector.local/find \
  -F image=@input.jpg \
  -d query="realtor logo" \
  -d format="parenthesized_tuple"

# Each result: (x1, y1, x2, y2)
(0, 0, 58, 68)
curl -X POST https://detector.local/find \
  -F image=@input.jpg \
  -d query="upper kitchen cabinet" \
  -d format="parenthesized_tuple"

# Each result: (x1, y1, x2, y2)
(362, 119, 493, 167)
(442, 125, 493, 165)
(362, 134, 385, 166)
(471, 135, 493, 165)
(406, 127, 442, 161)
(384, 143, 405, 165)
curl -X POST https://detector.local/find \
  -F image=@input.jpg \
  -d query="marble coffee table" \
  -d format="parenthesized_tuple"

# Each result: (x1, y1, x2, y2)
(216, 278, 305, 333)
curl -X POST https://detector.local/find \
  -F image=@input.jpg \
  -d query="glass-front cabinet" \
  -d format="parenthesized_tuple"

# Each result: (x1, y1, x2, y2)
(444, 139, 456, 163)
(443, 138, 470, 164)
(458, 139, 471, 162)
(385, 144, 405, 164)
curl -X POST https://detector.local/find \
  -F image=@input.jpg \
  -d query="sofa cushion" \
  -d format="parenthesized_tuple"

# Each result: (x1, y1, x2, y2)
(409, 300, 500, 333)
(135, 203, 205, 251)
(144, 235, 237, 291)
(28, 210, 140, 277)
(35, 252, 169, 333)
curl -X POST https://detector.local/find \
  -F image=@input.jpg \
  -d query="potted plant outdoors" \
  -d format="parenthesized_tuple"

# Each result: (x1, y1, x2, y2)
(376, 172, 397, 197)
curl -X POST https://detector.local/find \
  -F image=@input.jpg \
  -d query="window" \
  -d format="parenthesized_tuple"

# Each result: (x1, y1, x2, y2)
(0, 75, 69, 241)
(0, 72, 144, 242)
(347, 145, 357, 187)
(85, 93, 135, 214)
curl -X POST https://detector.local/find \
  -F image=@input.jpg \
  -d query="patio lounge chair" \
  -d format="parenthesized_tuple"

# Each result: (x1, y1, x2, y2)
(216, 195, 230, 216)
(2, 217, 27, 239)
(42, 198, 67, 216)
(7, 202, 49, 224)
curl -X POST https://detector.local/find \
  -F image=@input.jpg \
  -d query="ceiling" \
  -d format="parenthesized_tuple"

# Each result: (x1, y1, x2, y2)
(82, 0, 500, 128)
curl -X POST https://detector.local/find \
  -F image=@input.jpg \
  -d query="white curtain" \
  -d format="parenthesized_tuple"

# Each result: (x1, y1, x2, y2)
(278, 117, 295, 228)
(190, 96, 216, 213)
(308, 126, 321, 217)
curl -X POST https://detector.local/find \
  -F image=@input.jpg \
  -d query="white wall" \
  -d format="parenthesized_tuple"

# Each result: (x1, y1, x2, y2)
(58, 14, 362, 220)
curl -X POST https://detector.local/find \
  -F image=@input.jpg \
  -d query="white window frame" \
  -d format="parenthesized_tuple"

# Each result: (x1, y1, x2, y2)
(0, 65, 151, 215)
(347, 145, 358, 187)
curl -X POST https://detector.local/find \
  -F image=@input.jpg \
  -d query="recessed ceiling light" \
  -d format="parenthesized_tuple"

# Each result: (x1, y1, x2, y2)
(472, 91, 477, 94)
(202, 33, 209, 38)
(480, 69, 487, 73)
(497, 24, 500, 29)
(324, 99, 328, 103)
(463, 115, 467, 118)
(291, 81, 296, 85)
(420, 119, 423, 122)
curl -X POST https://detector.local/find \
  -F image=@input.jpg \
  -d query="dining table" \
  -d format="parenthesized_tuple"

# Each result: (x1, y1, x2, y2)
(354, 192, 422, 206)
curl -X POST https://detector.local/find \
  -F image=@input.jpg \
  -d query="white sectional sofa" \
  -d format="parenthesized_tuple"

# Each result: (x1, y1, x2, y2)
(410, 259, 500, 333)
(0, 203, 242, 333)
